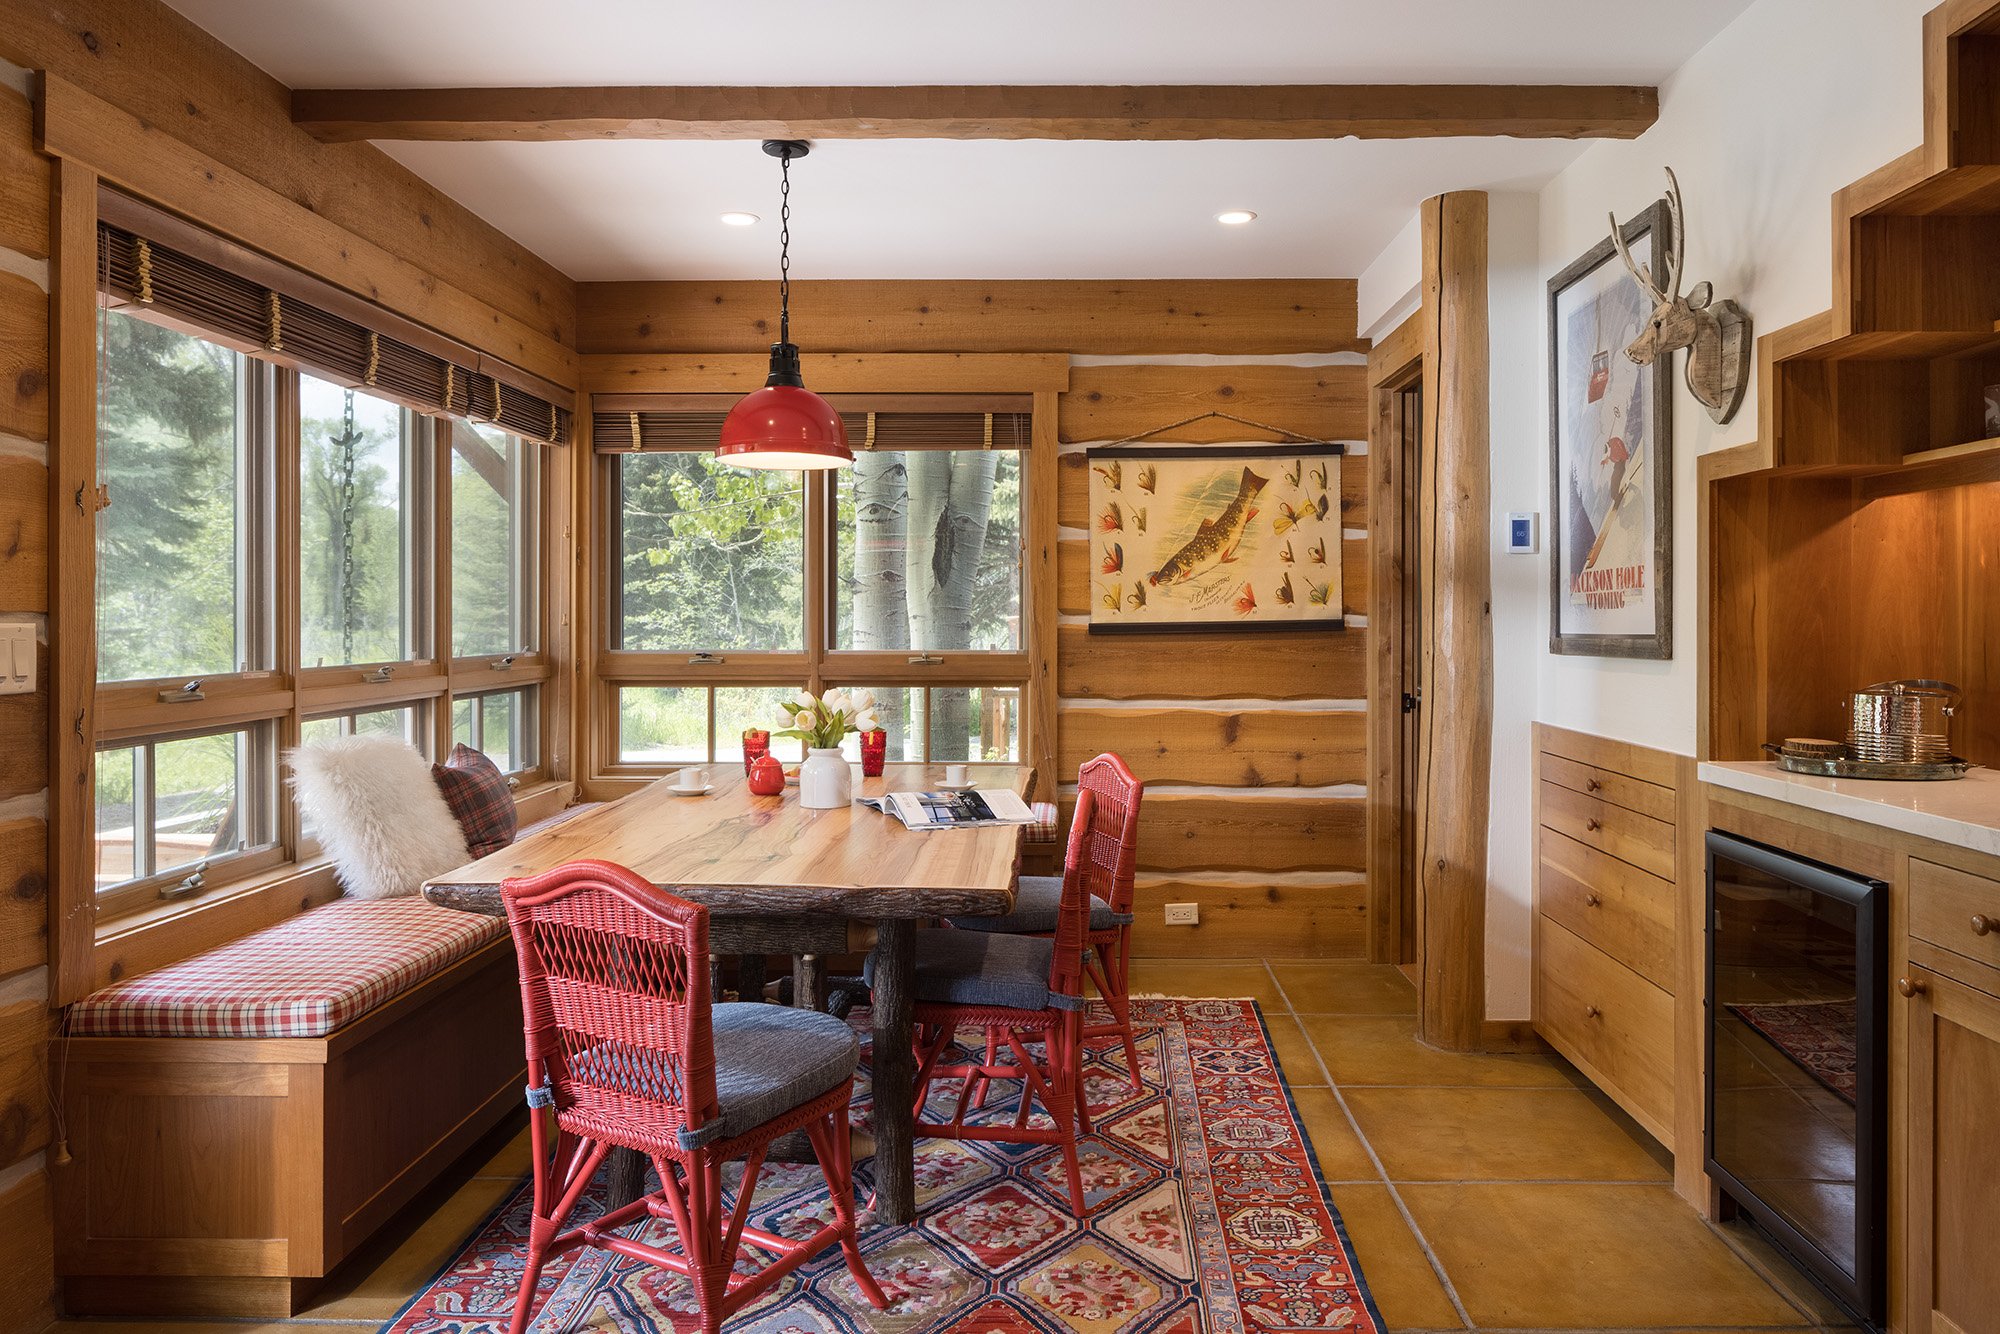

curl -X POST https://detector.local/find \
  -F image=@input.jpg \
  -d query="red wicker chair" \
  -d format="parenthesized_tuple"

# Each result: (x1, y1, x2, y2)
(951, 754, 1146, 1092)
(871, 789, 1108, 1215)
(500, 859, 887, 1334)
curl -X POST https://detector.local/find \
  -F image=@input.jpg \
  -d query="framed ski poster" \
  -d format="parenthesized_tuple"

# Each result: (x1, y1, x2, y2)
(1548, 196, 1674, 660)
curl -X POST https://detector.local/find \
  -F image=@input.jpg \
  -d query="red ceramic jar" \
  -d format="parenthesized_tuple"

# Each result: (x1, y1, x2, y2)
(747, 752, 787, 796)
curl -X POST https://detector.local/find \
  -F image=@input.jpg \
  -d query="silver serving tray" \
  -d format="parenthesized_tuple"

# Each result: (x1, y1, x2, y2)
(1762, 744, 1971, 781)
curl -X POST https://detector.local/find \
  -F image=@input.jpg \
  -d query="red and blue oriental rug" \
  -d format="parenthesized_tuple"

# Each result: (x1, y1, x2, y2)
(384, 998, 1384, 1332)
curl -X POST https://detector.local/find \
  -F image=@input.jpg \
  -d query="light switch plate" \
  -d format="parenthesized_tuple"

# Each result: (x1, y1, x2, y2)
(1505, 512, 1540, 554)
(0, 623, 33, 695)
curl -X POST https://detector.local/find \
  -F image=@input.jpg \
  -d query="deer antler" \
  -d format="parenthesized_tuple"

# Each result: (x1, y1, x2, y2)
(1607, 210, 1664, 303)
(1659, 167, 1686, 299)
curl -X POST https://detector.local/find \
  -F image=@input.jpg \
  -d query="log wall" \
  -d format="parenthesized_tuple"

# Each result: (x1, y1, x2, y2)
(580, 278, 1372, 958)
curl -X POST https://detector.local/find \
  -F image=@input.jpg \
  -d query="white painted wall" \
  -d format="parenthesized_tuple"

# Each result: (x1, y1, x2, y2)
(1490, 0, 1934, 1015)
(1357, 213, 1422, 342)
(1359, 0, 1936, 1017)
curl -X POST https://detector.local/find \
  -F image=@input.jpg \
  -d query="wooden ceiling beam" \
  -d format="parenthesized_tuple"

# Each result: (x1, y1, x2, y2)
(292, 83, 1659, 143)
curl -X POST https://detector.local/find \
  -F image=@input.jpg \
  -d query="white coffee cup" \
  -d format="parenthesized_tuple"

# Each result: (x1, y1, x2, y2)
(680, 766, 707, 790)
(945, 763, 969, 787)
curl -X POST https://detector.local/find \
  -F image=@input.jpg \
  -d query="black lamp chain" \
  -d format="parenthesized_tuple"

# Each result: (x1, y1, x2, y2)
(777, 149, 792, 346)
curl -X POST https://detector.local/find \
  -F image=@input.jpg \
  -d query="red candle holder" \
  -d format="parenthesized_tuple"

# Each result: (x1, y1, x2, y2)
(741, 728, 771, 775)
(859, 729, 888, 778)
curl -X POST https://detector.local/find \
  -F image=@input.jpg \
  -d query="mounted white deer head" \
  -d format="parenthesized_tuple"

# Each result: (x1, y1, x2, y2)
(1609, 168, 1751, 425)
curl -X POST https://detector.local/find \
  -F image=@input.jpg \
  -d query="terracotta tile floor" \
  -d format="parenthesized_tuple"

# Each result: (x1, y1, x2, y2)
(52, 959, 1858, 1334)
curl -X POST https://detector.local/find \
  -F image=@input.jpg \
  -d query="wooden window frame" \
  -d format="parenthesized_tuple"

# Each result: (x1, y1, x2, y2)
(594, 435, 1033, 784)
(77, 309, 560, 974)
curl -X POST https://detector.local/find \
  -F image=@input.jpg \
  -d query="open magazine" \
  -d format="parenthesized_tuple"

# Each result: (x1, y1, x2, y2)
(861, 788, 1037, 831)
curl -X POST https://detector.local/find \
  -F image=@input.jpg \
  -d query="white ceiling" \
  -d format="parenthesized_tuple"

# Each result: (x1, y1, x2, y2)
(166, 0, 1756, 281)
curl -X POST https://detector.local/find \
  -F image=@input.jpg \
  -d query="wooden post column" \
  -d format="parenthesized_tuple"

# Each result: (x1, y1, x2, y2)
(1416, 191, 1493, 1053)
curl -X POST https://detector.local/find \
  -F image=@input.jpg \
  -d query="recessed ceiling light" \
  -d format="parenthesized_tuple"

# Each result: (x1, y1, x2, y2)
(720, 212, 760, 226)
(1216, 209, 1258, 226)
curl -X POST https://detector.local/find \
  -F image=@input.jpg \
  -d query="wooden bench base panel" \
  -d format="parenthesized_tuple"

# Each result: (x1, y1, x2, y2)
(56, 938, 525, 1318)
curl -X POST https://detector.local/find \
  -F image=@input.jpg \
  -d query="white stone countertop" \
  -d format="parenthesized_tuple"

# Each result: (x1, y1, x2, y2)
(1699, 760, 2000, 859)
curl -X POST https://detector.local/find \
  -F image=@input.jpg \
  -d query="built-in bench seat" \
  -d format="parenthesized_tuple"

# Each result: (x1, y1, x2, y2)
(55, 800, 604, 1319)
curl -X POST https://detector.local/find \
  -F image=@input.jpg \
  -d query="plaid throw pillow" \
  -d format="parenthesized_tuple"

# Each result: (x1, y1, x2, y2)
(432, 743, 517, 859)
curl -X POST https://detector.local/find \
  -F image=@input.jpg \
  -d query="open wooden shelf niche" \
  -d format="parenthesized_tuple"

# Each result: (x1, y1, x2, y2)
(1706, 0, 2000, 766)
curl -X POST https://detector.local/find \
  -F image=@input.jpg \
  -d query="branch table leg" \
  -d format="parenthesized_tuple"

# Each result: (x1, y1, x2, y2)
(870, 918, 917, 1224)
(603, 1147, 647, 1211)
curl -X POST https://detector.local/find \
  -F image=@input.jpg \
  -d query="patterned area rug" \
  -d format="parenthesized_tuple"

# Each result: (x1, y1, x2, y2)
(385, 998, 1383, 1332)
(1728, 999, 1858, 1104)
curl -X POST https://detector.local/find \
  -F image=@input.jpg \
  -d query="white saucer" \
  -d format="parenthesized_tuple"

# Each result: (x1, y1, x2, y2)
(937, 780, 977, 791)
(669, 784, 712, 797)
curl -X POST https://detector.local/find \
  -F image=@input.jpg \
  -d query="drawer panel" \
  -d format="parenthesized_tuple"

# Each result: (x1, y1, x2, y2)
(1536, 915, 1676, 1145)
(1911, 859, 2000, 973)
(1539, 779, 1676, 880)
(1540, 828, 1676, 991)
(1539, 752, 1676, 823)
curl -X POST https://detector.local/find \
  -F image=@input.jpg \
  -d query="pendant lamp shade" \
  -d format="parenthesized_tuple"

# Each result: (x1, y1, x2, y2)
(717, 140, 853, 471)
(717, 341, 853, 470)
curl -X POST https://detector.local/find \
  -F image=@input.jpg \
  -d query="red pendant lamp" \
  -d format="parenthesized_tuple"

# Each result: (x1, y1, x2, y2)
(716, 140, 853, 470)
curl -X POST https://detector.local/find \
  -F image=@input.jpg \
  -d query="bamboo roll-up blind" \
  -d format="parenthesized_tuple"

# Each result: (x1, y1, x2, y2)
(98, 221, 572, 444)
(590, 404, 1032, 454)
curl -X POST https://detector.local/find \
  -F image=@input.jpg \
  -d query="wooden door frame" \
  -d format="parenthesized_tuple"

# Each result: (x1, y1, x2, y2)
(1366, 313, 1423, 969)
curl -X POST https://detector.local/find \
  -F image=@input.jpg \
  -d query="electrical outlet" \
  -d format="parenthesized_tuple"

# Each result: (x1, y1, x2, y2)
(1164, 902, 1199, 926)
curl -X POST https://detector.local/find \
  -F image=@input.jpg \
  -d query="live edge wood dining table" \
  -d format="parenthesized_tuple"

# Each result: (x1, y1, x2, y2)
(423, 762, 1029, 1225)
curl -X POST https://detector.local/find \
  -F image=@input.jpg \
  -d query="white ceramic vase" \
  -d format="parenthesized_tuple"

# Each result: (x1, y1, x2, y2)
(799, 747, 853, 810)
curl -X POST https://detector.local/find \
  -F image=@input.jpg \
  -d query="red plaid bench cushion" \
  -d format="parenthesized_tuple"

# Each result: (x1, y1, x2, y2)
(1021, 800, 1061, 846)
(68, 895, 507, 1039)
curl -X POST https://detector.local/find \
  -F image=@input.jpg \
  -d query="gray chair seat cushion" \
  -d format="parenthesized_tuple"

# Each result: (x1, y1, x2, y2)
(866, 927, 1083, 1014)
(682, 1003, 858, 1148)
(948, 875, 1133, 933)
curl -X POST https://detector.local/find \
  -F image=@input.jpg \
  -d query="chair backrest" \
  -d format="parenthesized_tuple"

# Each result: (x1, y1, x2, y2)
(1075, 752, 1144, 914)
(501, 859, 719, 1152)
(1046, 788, 1098, 1004)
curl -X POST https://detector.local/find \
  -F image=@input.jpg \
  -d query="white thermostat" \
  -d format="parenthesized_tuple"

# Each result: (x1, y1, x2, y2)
(1505, 512, 1540, 555)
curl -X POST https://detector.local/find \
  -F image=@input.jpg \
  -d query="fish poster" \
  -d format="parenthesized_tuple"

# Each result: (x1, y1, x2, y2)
(1547, 198, 1673, 660)
(1085, 444, 1344, 633)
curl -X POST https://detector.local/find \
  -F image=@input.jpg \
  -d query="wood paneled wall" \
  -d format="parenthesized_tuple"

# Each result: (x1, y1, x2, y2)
(578, 279, 1372, 958)
(0, 0, 585, 1318)
(0, 70, 55, 1334)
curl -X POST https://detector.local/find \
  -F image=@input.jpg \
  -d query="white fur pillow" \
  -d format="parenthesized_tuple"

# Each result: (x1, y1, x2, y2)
(288, 736, 471, 900)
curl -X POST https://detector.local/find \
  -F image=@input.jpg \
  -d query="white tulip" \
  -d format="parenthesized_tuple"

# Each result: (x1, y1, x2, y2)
(795, 708, 817, 730)
(794, 689, 816, 709)
(854, 689, 875, 711)
(824, 687, 850, 713)
(856, 711, 880, 733)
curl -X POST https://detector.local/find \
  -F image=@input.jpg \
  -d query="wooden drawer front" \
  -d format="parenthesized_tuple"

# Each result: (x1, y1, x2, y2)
(1911, 859, 2000, 973)
(1540, 752, 1675, 823)
(1537, 915, 1676, 1144)
(1540, 829, 1675, 991)
(1540, 779, 1674, 880)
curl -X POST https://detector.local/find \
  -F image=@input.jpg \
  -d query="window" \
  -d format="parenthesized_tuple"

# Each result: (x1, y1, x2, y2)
(97, 311, 261, 682)
(451, 420, 539, 659)
(91, 311, 552, 928)
(299, 376, 424, 667)
(453, 687, 536, 775)
(835, 449, 1022, 652)
(93, 725, 275, 901)
(614, 451, 803, 653)
(599, 403, 1033, 777)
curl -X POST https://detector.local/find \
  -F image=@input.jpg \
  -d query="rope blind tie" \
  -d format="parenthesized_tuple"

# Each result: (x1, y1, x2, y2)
(525, 1079, 555, 1110)
(442, 363, 456, 414)
(487, 373, 504, 423)
(628, 411, 642, 451)
(863, 411, 877, 452)
(548, 401, 559, 443)
(264, 290, 283, 352)
(133, 237, 154, 304)
(363, 331, 380, 386)
(984, 413, 994, 451)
